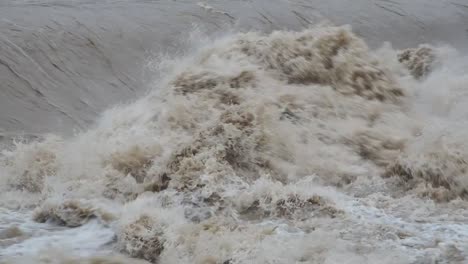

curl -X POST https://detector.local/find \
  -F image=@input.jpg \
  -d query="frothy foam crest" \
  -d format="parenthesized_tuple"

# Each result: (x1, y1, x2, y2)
(1, 24, 468, 262)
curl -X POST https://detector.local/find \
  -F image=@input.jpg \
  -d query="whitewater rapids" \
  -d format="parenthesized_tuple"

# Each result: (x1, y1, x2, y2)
(1, 1, 468, 264)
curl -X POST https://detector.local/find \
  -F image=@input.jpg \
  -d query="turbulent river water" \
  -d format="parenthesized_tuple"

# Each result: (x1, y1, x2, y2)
(1, 1, 468, 263)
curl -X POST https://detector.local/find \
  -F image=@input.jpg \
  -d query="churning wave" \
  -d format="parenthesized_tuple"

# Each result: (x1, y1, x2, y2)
(1, 23, 468, 263)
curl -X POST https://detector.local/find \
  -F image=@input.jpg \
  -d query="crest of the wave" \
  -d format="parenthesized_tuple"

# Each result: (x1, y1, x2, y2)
(1, 24, 468, 263)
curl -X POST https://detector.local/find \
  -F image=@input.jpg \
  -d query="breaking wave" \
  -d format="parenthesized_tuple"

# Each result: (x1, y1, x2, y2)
(1, 24, 468, 263)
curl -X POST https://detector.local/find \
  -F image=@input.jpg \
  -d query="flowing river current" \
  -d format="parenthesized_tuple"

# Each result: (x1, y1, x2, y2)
(1, 1, 468, 263)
